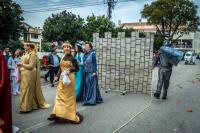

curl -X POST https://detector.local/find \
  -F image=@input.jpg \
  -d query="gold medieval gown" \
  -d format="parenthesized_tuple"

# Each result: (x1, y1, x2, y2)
(19, 51, 50, 112)
(50, 56, 82, 123)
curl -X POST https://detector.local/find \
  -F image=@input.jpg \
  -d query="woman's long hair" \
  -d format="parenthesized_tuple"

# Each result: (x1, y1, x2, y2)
(11, 50, 15, 58)
(11, 49, 20, 58)
(24, 42, 37, 53)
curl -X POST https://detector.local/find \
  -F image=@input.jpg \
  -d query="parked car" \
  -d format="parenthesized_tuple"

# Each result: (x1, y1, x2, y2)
(184, 51, 195, 65)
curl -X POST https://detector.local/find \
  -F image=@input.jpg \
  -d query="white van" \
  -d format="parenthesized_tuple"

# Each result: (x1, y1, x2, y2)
(184, 51, 195, 65)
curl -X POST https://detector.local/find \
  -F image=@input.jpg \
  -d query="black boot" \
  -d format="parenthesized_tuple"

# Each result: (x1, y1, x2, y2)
(51, 83, 54, 87)
(162, 91, 167, 100)
(154, 92, 160, 99)
(162, 97, 167, 100)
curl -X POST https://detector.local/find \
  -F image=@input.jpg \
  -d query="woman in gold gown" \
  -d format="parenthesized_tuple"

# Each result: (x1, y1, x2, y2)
(17, 43, 50, 113)
(48, 42, 83, 124)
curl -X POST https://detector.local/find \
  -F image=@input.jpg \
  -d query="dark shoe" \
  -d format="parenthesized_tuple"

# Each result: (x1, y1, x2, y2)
(51, 84, 54, 87)
(162, 97, 167, 100)
(154, 93, 160, 99)
(54, 118, 70, 124)
(47, 115, 55, 121)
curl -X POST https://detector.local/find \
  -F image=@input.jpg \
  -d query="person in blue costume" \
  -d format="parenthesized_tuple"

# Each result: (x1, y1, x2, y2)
(74, 43, 84, 100)
(82, 42, 103, 105)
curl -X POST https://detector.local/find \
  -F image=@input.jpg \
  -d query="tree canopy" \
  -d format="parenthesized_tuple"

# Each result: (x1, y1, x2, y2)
(141, 0, 200, 44)
(0, 0, 24, 50)
(43, 12, 136, 44)
(85, 14, 115, 41)
(42, 11, 86, 44)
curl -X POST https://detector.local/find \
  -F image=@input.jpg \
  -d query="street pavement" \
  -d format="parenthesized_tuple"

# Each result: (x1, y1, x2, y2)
(12, 60, 200, 133)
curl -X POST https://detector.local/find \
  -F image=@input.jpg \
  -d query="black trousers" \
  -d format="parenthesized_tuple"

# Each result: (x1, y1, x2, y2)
(46, 66, 59, 84)
(156, 67, 172, 97)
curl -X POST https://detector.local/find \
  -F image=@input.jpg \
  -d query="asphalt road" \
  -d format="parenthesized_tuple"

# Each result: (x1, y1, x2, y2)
(12, 60, 200, 133)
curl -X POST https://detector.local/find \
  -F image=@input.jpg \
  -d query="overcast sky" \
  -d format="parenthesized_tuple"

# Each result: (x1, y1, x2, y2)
(15, 0, 200, 28)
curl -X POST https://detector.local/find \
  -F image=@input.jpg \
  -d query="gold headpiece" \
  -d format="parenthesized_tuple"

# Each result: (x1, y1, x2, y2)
(24, 42, 37, 52)
(62, 41, 72, 48)
(24, 42, 35, 46)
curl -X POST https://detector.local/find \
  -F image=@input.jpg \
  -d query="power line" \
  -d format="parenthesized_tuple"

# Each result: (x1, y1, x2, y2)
(24, 2, 104, 13)
(17, 0, 94, 7)
(24, 1, 103, 12)
(23, 0, 135, 14)
(105, 0, 135, 20)
(21, 0, 99, 9)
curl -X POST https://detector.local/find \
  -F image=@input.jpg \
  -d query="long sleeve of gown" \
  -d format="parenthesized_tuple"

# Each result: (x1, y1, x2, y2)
(70, 59, 79, 72)
(92, 52, 97, 73)
(22, 53, 36, 70)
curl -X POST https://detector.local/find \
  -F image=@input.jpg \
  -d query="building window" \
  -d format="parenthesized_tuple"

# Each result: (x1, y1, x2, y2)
(31, 34, 38, 39)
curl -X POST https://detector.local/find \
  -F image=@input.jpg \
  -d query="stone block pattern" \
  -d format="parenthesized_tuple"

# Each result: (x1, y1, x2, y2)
(93, 32, 154, 94)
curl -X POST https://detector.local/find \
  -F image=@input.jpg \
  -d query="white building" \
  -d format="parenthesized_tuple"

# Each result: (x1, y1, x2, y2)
(121, 22, 157, 33)
(21, 22, 42, 51)
(193, 31, 200, 53)
(172, 31, 200, 53)
(121, 22, 200, 53)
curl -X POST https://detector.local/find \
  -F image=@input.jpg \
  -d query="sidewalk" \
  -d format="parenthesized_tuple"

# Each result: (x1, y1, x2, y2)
(12, 61, 200, 133)
(120, 61, 200, 133)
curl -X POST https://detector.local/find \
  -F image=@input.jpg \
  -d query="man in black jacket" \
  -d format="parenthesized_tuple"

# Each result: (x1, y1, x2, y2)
(45, 47, 60, 87)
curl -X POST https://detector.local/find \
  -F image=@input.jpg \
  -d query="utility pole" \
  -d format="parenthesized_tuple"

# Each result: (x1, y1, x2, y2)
(106, 0, 117, 20)
(106, 0, 136, 20)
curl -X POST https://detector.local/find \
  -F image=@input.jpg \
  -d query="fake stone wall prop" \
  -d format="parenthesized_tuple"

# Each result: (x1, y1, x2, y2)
(93, 32, 154, 94)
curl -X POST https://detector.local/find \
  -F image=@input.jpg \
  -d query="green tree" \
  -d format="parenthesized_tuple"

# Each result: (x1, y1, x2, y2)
(0, 0, 24, 50)
(154, 34, 164, 50)
(141, 0, 200, 47)
(112, 27, 136, 38)
(7, 40, 23, 52)
(41, 42, 51, 52)
(42, 11, 86, 44)
(85, 14, 115, 41)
